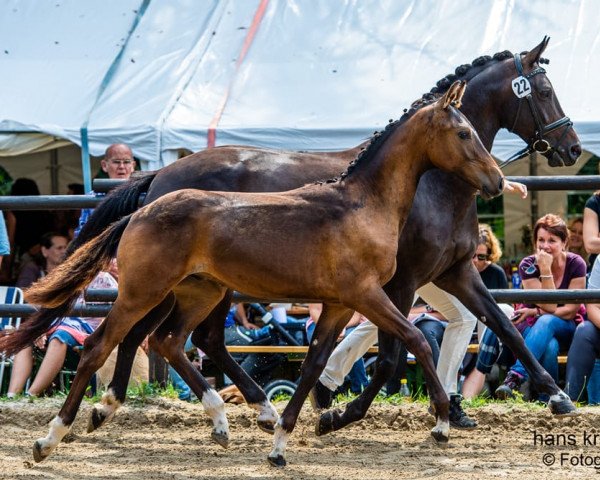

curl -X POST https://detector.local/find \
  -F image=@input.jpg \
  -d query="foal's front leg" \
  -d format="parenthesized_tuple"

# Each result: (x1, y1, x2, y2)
(268, 303, 354, 467)
(349, 285, 450, 442)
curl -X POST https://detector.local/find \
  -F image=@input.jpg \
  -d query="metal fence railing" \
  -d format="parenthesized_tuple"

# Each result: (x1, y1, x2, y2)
(1, 174, 599, 318)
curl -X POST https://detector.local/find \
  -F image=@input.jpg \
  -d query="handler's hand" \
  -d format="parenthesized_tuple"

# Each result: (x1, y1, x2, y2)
(503, 180, 528, 199)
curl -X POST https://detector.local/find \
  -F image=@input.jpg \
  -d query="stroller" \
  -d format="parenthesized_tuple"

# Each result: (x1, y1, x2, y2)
(202, 303, 308, 401)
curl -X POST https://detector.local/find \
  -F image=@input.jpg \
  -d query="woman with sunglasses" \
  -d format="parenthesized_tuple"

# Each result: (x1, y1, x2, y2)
(495, 214, 586, 399)
(461, 225, 513, 398)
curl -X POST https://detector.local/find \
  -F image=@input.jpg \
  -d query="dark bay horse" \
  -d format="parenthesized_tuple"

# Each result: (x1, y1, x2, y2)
(7, 82, 505, 464)
(74, 38, 581, 439)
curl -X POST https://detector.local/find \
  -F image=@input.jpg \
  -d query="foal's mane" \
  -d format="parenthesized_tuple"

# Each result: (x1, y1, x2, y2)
(325, 49, 538, 184)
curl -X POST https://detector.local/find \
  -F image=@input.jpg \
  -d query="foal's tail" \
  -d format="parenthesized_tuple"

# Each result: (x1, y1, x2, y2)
(66, 172, 156, 255)
(0, 215, 132, 356)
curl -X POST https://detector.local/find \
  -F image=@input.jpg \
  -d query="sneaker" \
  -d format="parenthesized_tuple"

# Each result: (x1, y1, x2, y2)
(309, 380, 333, 410)
(449, 394, 477, 429)
(495, 370, 524, 399)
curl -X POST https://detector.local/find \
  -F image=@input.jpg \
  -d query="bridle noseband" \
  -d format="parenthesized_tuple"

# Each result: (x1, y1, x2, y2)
(503, 53, 572, 165)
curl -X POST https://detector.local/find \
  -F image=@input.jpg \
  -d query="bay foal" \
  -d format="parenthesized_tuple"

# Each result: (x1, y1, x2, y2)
(6, 82, 503, 465)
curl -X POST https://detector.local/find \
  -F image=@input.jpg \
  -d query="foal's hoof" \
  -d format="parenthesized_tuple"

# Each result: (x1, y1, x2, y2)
(267, 454, 286, 467)
(211, 430, 230, 449)
(315, 410, 336, 436)
(32, 441, 51, 463)
(87, 407, 109, 433)
(430, 426, 450, 444)
(549, 392, 578, 416)
(257, 418, 276, 434)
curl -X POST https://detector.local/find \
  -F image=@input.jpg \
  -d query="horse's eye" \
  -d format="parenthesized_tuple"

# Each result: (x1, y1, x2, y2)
(458, 130, 471, 140)
(539, 89, 552, 99)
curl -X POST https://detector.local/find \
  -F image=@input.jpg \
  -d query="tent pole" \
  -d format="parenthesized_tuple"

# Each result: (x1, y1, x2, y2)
(80, 127, 92, 193)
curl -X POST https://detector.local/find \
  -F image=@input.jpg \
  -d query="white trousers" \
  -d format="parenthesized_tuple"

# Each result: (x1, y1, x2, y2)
(318, 282, 477, 396)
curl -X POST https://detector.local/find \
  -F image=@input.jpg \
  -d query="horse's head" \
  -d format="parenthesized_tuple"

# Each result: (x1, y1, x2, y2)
(427, 81, 504, 199)
(501, 37, 581, 167)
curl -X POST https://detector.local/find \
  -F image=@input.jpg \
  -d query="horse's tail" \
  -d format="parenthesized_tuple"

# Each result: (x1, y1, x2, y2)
(66, 172, 156, 255)
(0, 215, 132, 357)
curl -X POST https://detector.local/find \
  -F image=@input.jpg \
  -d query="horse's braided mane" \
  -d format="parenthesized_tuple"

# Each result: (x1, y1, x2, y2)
(320, 49, 537, 183)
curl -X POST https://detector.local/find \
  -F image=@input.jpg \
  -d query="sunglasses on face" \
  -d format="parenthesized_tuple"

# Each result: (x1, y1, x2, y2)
(473, 253, 488, 261)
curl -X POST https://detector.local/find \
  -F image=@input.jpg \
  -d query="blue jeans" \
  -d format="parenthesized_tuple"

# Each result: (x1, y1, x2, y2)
(0, 212, 9, 256)
(477, 323, 559, 381)
(511, 314, 576, 380)
(307, 323, 368, 394)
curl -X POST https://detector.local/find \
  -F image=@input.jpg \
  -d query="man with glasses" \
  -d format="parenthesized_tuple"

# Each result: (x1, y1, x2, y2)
(74, 143, 136, 236)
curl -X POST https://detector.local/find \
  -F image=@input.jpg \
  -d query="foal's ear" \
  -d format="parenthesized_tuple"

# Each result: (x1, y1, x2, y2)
(441, 80, 467, 109)
(523, 36, 550, 67)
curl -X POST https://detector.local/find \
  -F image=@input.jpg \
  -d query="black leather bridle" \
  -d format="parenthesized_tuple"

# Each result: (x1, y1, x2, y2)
(503, 53, 573, 166)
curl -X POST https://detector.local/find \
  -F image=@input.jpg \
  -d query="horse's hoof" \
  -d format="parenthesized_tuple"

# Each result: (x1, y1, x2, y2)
(316, 410, 335, 436)
(267, 454, 286, 467)
(62, 432, 78, 443)
(257, 419, 276, 434)
(32, 441, 50, 463)
(87, 408, 108, 433)
(549, 392, 578, 416)
(211, 430, 229, 449)
(431, 428, 449, 444)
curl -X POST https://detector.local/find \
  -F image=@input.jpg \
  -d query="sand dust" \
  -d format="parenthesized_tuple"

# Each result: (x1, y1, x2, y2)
(1, 397, 599, 479)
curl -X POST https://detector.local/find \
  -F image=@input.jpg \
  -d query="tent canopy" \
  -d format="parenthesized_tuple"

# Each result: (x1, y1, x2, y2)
(1, 0, 599, 171)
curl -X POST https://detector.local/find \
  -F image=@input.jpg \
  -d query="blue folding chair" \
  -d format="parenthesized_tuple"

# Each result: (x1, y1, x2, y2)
(0, 286, 24, 394)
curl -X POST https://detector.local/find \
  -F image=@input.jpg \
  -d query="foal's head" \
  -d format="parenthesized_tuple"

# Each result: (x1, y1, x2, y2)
(423, 80, 504, 199)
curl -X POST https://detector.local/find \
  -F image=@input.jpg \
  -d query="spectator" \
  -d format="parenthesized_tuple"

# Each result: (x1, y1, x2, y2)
(0, 211, 9, 268)
(565, 304, 600, 404)
(6, 231, 85, 398)
(16, 232, 67, 289)
(386, 304, 447, 396)
(5, 178, 57, 280)
(75, 143, 136, 237)
(567, 217, 589, 269)
(461, 225, 514, 398)
(93, 260, 149, 390)
(6, 271, 115, 397)
(495, 214, 586, 399)
(306, 304, 369, 395)
(54, 183, 86, 241)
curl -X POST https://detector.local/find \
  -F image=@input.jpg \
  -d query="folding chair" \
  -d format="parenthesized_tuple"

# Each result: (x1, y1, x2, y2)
(0, 286, 24, 395)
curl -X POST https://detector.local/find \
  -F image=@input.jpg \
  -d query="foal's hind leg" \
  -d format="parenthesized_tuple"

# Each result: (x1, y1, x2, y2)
(148, 278, 233, 448)
(191, 295, 278, 433)
(268, 303, 353, 467)
(88, 293, 176, 433)
(434, 262, 576, 415)
(33, 296, 172, 462)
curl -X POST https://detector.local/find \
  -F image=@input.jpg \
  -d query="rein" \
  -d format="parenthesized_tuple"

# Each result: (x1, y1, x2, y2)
(501, 53, 572, 167)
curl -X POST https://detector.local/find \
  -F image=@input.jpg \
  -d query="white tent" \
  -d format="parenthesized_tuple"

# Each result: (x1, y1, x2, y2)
(0, 0, 599, 254)
(1, 0, 599, 176)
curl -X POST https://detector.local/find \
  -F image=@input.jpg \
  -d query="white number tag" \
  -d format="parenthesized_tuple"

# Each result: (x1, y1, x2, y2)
(511, 76, 532, 98)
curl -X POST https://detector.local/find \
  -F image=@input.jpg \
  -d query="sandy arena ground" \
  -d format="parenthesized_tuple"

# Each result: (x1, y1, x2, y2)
(1, 397, 600, 479)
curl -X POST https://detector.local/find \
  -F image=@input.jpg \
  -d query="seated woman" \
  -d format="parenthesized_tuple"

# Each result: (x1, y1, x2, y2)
(461, 224, 513, 399)
(495, 213, 586, 399)
(386, 304, 447, 396)
(567, 217, 589, 271)
(6, 270, 116, 397)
